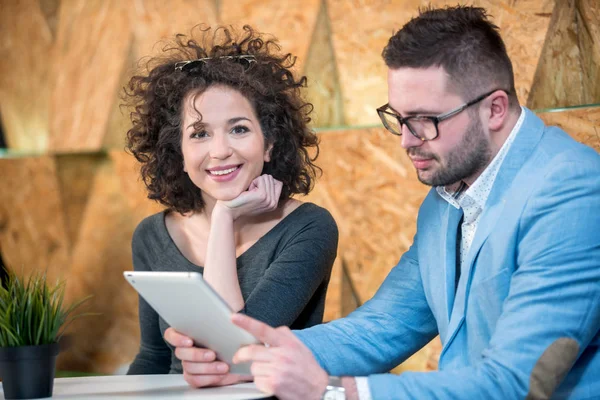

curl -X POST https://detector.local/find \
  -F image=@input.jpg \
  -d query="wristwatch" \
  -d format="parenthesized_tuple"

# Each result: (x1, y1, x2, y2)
(322, 376, 346, 400)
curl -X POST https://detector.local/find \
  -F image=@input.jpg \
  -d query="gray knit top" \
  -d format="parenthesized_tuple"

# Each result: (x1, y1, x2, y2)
(127, 203, 338, 374)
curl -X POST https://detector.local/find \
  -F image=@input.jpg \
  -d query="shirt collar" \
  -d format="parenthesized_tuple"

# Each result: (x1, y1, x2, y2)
(436, 106, 525, 210)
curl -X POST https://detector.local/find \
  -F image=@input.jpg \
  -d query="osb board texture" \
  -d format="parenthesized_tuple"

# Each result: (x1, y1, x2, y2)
(109, 150, 166, 223)
(39, 0, 61, 39)
(304, 2, 346, 128)
(0, 157, 70, 283)
(49, 0, 131, 152)
(391, 336, 442, 373)
(2, 0, 597, 156)
(326, 0, 429, 126)
(474, 0, 555, 104)
(305, 126, 434, 372)
(55, 153, 105, 246)
(323, 259, 344, 321)
(103, 47, 139, 151)
(128, 0, 218, 61)
(576, 0, 600, 105)
(539, 107, 600, 152)
(104, 0, 217, 150)
(327, 0, 555, 126)
(0, 0, 53, 151)
(305, 127, 430, 303)
(528, 0, 583, 109)
(527, 0, 600, 109)
(219, 0, 321, 74)
(58, 157, 140, 373)
(339, 260, 361, 317)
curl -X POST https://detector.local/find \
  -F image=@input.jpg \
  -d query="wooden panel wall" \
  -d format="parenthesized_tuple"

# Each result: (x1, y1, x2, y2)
(0, 0, 53, 151)
(303, 2, 345, 128)
(577, 0, 600, 106)
(306, 128, 429, 303)
(220, 0, 320, 74)
(327, 0, 556, 126)
(49, 0, 131, 152)
(60, 158, 140, 372)
(1, 0, 600, 375)
(527, 0, 600, 109)
(475, 0, 556, 103)
(539, 107, 600, 151)
(3, 0, 598, 152)
(103, 0, 219, 150)
(0, 157, 70, 283)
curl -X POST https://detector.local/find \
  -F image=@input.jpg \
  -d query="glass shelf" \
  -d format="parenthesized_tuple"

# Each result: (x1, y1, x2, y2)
(1, 102, 599, 159)
(0, 148, 109, 159)
(533, 102, 600, 114)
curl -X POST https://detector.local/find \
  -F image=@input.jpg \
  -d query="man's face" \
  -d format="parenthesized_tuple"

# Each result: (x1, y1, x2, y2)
(387, 66, 492, 187)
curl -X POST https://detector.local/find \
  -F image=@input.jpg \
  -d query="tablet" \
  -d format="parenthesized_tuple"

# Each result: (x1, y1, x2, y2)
(123, 271, 258, 375)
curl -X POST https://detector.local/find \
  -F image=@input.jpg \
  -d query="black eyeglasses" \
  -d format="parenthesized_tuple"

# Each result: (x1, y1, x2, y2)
(376, 89, 507, 141)
(174, 55, 257, 72)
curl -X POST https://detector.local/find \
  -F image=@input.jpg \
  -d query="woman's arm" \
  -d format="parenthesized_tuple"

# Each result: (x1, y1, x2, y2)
(202, 206, 244, 311)
(202, 175, 281, 312)
(166, 204, 339, 388)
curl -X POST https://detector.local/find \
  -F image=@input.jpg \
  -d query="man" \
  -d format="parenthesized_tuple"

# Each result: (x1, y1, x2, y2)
(166, 5, 600, 399)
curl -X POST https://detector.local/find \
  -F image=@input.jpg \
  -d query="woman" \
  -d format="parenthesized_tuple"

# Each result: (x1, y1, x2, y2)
(123, 25, 338, 378)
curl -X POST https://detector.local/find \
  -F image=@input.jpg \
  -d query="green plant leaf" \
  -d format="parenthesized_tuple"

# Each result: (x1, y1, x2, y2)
(0, 270, 92, 347)
(34, 302, 46, 345)
(0, 318, 21, 347)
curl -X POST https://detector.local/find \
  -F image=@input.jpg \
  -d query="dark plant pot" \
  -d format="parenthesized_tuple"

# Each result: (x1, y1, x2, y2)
(0, 342, 60, 399)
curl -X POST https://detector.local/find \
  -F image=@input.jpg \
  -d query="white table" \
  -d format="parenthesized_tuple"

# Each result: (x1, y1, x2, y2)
(0, 374, 271, 399)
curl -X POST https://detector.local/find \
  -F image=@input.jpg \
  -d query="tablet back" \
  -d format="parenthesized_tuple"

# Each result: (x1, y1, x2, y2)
(124, 271, 258, 374)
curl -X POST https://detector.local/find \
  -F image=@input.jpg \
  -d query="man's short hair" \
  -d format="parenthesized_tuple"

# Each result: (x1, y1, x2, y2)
(383, 5, 518, 107)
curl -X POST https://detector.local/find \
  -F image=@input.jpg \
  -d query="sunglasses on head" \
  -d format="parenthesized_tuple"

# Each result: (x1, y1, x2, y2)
(174, 55, 257, 72)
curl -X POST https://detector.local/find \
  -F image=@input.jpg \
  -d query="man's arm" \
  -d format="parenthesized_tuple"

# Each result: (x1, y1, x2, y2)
(230, 231, 438, 400)
(294, 234, 438, 376)
(233, 156, 600, 400)
(354, 157, 600, 399)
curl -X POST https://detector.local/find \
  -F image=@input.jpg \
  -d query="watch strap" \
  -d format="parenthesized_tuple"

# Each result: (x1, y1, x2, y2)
(322, 376, 346, 400)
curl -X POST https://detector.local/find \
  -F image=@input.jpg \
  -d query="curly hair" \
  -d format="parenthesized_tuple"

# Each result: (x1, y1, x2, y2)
(124, 25, 320, 214)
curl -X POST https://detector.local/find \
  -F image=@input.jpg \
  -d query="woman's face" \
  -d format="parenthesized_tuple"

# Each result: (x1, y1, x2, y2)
(180, 85, 271, 204)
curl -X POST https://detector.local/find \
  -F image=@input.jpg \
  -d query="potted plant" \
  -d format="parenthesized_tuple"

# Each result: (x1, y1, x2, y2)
(0, 270, 90, 399)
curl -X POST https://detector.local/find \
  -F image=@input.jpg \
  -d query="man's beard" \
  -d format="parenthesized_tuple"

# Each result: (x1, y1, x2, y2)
(409, 115, 492, 187)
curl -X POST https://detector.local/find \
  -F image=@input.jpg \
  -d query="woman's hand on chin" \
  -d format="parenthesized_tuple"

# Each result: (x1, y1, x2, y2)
(217, 174, 283, 220)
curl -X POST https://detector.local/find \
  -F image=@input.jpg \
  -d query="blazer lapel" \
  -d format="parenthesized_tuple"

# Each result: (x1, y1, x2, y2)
(444, 205, 463, 321)
(441, 108, 545, 353)
(462, 109, 545, 281)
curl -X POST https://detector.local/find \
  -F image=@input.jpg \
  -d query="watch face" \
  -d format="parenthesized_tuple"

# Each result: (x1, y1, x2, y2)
(324, 389, 346, 400)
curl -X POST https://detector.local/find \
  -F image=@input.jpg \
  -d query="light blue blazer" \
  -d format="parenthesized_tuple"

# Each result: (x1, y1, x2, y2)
(297, 108, 600, 399)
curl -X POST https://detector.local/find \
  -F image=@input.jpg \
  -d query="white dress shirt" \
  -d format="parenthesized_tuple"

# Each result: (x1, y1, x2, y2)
(436, 107, 524, 266)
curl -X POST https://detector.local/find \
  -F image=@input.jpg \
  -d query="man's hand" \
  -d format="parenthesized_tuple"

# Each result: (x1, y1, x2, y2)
(217, 174, 283, 220)
(232, 313, 329, 400)
(164, 327, 251, 387)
